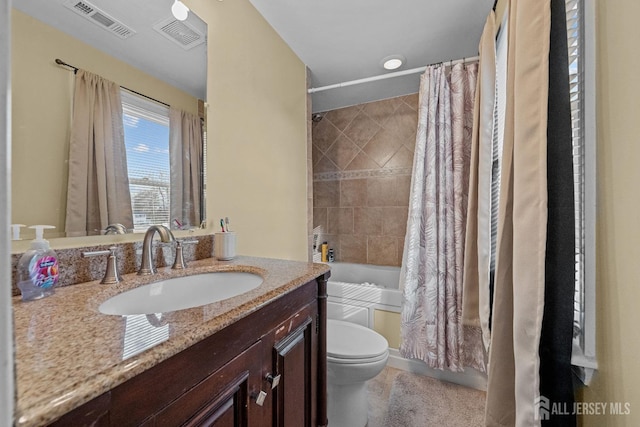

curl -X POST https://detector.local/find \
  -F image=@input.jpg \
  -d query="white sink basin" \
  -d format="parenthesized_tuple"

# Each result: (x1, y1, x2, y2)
(99, 272, 263, 315)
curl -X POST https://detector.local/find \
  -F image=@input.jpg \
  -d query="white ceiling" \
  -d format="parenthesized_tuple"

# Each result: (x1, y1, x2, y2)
(13, 0, 207, 100)
(248, 0, 494, 112)
(14, 0, 494, 114)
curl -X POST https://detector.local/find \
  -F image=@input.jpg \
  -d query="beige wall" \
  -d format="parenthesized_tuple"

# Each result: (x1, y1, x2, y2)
(581, 0, 640, 425)
(188, 0, 309, 261)
(11, 9, 199, 238)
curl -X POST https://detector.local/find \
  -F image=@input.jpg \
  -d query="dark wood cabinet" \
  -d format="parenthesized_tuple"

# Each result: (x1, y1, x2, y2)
(154, 340, 263, 427)
(49, 276, 329, 427)
(271, 315, 316, 427)
(48, 392, 111, 427)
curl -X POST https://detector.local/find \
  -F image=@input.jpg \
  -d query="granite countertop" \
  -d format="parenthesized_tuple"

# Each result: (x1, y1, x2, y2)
(13, 256, 330, 427)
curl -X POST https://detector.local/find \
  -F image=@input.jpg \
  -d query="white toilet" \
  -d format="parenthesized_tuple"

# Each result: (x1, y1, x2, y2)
(327, 319, 389, 427)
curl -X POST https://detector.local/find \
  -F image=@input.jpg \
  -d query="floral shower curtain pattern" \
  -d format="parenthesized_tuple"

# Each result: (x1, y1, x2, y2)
(399, 62, 484, 372)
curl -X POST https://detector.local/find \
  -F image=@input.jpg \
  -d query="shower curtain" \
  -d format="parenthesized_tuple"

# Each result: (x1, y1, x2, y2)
(399, 62, 485, 372)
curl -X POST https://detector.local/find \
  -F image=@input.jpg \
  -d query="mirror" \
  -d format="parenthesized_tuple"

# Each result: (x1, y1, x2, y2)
(11, 0, 207, 239)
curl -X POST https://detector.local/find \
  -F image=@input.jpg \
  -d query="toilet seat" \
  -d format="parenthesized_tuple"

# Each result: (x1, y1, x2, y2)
(327, 351, 388, 365)
(327, 319, 389, 363)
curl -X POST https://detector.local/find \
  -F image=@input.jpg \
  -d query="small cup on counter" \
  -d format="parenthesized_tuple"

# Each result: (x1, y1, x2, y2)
(215, 232, 236, 260)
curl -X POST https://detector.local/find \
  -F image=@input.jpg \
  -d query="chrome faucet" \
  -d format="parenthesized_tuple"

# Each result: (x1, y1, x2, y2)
(138, 225, 175, 275)
(104, 223, 128, 235)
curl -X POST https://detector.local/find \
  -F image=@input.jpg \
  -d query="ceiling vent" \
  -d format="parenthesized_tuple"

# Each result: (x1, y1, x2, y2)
(153, 17, 206, 51)
(63, 0, 136, 39)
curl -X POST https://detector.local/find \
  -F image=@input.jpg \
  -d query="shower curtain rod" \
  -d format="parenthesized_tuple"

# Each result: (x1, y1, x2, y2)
(307, 55, 480, 94)
(55, 58, 171, 108)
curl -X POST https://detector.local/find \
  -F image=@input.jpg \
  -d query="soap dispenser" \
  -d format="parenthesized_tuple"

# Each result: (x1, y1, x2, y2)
(17, 225, 59, 301)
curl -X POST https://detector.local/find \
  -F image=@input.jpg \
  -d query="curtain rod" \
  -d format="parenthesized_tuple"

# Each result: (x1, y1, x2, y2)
(55, 58, 171, 108)
(307, 55, 480, 94)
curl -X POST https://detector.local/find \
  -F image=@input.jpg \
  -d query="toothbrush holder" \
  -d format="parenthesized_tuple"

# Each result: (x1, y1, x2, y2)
(215, 232, 237, 261)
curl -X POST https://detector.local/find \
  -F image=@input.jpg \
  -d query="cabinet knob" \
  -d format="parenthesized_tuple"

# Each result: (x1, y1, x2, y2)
(254, 390, 268, 406)
(266, 373, 281, 389)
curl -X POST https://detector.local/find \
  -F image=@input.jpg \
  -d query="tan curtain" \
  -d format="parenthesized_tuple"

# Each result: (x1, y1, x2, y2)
(484, 0, 551, 426)
(169, 108, 203, 228)
(65, 70, 133, 237)
(399, 63, 484, 372)
(462, 11, 497, 353)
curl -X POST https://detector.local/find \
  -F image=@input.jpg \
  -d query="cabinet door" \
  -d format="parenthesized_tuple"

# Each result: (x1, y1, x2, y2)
(270, 308, 317, 427)
(155, 341, 264, 427)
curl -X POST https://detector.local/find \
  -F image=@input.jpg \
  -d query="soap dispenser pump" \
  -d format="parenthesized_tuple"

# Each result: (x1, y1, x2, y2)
(17, 225, 59, 301)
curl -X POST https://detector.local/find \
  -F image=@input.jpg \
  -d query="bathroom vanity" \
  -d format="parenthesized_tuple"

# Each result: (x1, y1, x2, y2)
(12, 256, 330, 427)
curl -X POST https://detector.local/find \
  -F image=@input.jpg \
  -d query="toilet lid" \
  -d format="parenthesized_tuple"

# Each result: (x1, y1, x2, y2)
(327, 319, 389, 360)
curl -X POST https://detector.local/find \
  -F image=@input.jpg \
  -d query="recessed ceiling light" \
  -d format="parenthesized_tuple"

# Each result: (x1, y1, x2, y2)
(171, 0, 190, 21)
(381, 55, 405, 70)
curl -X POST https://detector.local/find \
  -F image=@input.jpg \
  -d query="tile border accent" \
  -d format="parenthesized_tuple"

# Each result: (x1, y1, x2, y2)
(313, 167, 412, 182)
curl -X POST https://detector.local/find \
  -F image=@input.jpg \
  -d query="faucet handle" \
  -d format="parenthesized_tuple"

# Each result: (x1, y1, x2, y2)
(82, 247, 122, 284)
(172, 241, 187, 270)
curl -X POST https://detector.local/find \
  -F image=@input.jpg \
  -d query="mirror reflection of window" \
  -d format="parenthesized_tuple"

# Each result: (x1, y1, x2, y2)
(122, 314, 169, 360)
(121, 90, 171, 232)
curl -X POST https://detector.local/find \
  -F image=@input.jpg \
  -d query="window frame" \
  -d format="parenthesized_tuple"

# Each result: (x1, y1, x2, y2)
(120, 89, 172, 232)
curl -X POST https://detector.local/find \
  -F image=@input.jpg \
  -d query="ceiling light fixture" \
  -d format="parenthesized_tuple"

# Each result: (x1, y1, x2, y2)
(381, 55, 405, 71)
(171, 0, 190, 21)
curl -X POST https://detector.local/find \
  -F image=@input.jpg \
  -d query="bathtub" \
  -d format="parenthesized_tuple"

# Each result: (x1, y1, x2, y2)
(326, 262, 402, 331)
(326, 262, 488, 390)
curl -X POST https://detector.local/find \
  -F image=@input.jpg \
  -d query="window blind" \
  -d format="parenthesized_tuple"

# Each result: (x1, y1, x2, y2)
(566, 0, 586, 348)
(121, 90, 171, 232)
(490, 15, 509, 278)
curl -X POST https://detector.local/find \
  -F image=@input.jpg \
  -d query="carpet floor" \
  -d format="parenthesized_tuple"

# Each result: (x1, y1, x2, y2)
(366, 366, 487, 427)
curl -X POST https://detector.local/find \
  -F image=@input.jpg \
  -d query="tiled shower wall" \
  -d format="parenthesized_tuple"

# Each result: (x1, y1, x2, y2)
(312, 94, 418, 266)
